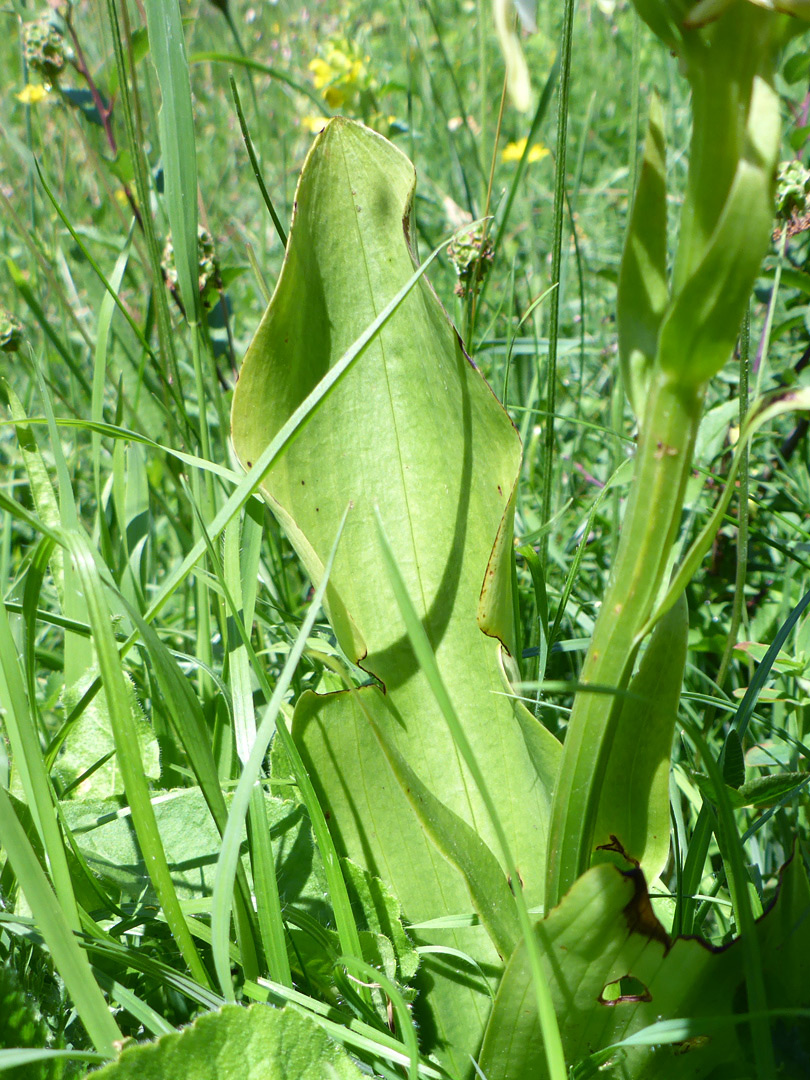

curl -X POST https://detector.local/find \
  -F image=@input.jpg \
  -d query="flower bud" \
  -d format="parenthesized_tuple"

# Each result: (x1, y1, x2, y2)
(23, 16, 70, 84)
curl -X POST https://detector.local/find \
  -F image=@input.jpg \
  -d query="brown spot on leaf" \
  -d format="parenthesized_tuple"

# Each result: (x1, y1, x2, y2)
(597, 834, 638, 867)
(622, 866, 671, 953)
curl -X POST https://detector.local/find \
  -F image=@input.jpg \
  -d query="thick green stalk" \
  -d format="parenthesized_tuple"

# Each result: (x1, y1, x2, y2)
(546, 373, 702, 906)
(546, 1, 782, 909)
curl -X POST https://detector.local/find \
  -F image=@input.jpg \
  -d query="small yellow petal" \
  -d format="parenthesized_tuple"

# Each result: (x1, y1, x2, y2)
(501, 137, 549, 164)
(16, 83, 48, 105)
(308, 58, 332, 89)
(323, 86, 345, 108)
(501, 137, 528, 163)
(527, 143, 550, 163)
(328, 49, 350, 72)
(302, 115, 329, 133)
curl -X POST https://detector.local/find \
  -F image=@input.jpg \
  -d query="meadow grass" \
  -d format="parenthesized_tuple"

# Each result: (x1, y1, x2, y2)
(1, 1, 809, 1076)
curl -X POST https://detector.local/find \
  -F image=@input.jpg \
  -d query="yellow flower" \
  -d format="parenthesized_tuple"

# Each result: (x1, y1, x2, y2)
(302, 115, 329, 134)
(501, 137, 549, 164)
(16, 83, 48, 105)
(323, 86, 345, 108)
(309, 43, 370, 109)
(309, 58, 333, 90)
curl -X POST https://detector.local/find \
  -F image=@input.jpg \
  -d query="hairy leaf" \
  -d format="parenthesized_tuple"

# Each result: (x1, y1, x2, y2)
(88, 1005, 363, 1080)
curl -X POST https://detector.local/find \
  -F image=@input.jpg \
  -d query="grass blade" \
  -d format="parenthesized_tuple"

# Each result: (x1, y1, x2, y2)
(0, 784, 121, 1056)
(210, 510, 352, 999)
(59, 529, 210, 988)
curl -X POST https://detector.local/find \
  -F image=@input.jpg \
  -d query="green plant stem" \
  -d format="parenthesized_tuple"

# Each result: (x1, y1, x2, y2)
(715, 308, 750, 692)
(546, 372, 703, 906)
(754, 226, 787, 400)
(105, 0, 189, 438)
(539, 0, 575, 570)
(230, 75, 288, 249)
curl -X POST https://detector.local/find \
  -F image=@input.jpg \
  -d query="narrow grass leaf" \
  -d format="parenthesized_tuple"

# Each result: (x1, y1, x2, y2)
(0, 784, 121, 1055)
(223, 516, 290, 984)
(210, 511, 350, 999)
(190, 52, 333, 114)
(338, 955, 420, 1080)
(0, 1049, 107, 1070)
(683, 722, 775, 1078)
(143, 0, 199, 325)
(59, 529, 210, 987)
(247, 979, 446, 1079)
(0, 578, 80, 931)
(680, 586, 810, 934)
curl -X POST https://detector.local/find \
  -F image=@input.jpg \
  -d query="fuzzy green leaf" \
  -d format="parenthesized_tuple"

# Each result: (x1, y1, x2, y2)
(87, 1005, 364, 1080)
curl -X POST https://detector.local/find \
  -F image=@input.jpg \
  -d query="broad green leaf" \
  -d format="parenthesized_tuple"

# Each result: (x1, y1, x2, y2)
(231, 118, 558, 896)
(592, 593, 688, 882)
(479, 856, 810, 1079)
(755, 849, 810, 1072)
(62, 788, 325, 908)
(231, 119, 561, 1072)
(617, 94, 669, 420)
(293, 687, 503, 1078)
(56, 667, 159, 799)
(357, 684, 520, 961)
(88, 1004, 364, 1080)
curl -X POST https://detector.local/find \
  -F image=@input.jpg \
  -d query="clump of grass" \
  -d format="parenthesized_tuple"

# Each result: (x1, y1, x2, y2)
(0, 1, 809, 1077)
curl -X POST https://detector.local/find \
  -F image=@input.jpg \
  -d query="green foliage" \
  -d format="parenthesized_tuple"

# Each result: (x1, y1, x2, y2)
(88, 1005, 364, 1080)
(0, 962, 61, 1080)
(479, 854, 810, 1079)
(1, 1, 810, 1078)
